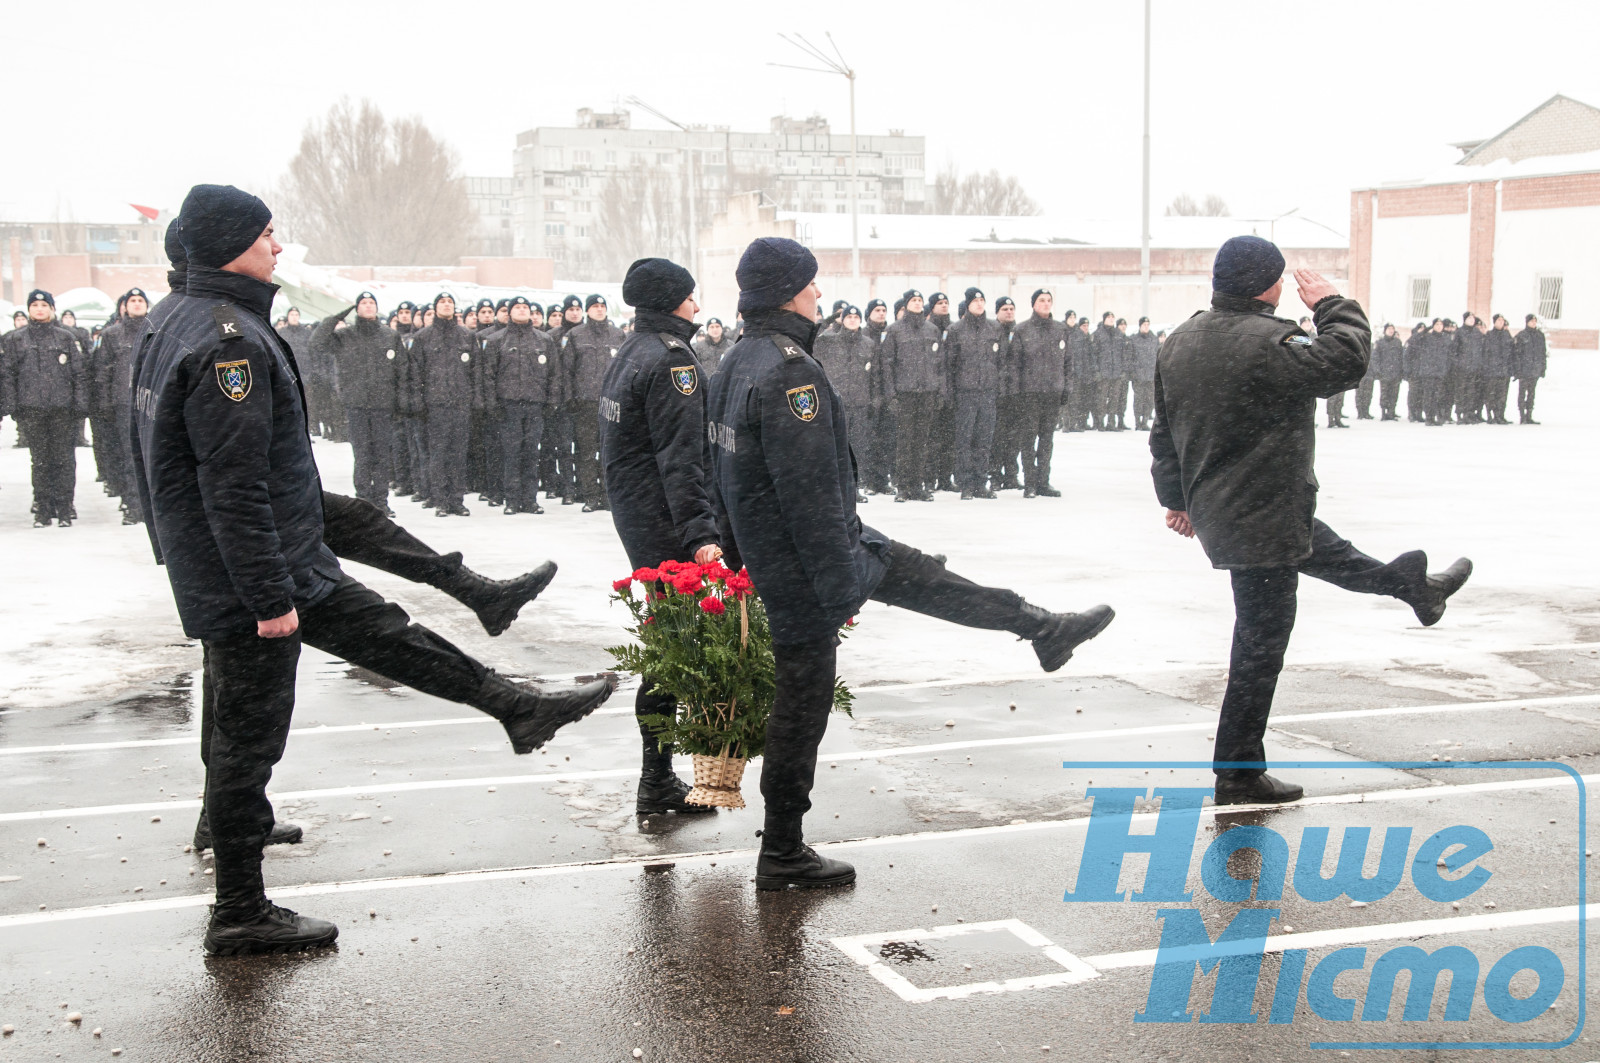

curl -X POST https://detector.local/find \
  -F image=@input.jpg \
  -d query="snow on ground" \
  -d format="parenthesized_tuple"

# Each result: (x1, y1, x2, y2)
(1, 353, 1595, 710)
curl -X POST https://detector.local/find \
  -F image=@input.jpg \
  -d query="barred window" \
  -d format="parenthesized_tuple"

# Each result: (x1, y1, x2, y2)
(1537, 274, 1563, 321)
(1408, 276, 1431, 319)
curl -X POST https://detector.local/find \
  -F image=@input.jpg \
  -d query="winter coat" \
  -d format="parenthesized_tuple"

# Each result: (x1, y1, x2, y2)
(1455, 325, 1487, 376)
(1371, 334, 1405, 381)
(1512, 327, 1547, 379)
(1015, 313, 1068, 394)
(1129, 331, 1160, 382)
(881, 309, 948, 399)
(564, 318, 627, 403)
(814, 326, 875, 408)
(313, 309, 400, 411)
(2, 320, 84, 414)
(485, 320, 555, 405)
(410, 317, 478, 410)
(947, 312, 1002, 395)
(1090, 323, 1121, 381)
(1482, 327, 1514, 376)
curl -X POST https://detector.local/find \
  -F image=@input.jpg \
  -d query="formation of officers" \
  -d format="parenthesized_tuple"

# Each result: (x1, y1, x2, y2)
(1356, 312, 1549, 427)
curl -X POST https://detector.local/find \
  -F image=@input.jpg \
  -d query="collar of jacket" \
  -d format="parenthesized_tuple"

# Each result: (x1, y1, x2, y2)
(930, 313, 951, 329)
(1210, 292, 1276, 314)
(740, 308, 818, 353)
(186, 266, 279, 319)
(167, 269, 187, 293)
(502, 320, 536, 338)
(633, 308, 700, 344)
(353, 315, 382, 334)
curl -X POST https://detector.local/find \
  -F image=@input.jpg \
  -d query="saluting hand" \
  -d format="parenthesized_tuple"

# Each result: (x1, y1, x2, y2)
(258, 608, 300, 638)
(1294, 269, 1339, 310)
(1165, 509, 1195, 538)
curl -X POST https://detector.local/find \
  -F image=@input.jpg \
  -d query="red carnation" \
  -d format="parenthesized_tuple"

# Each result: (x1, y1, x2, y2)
(701, 561, 733, 583)
(632, 567, 660, 583)
(657, 560, 683, 574)
(725, 570, 755, 598)
(671, 574, 704, 595)
(612, 577, 633, 592)
(699, 595, 727, 615)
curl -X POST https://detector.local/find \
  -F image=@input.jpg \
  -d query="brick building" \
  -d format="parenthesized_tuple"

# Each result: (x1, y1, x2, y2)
(1351, 94, 1600, 348)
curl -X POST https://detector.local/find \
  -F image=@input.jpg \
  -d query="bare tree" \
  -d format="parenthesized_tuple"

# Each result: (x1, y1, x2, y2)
(931, 164, 1039, 216)
(591, 164, 688, 281)
(276, 99, 472, 265)
(1165, 192, 1230, 217)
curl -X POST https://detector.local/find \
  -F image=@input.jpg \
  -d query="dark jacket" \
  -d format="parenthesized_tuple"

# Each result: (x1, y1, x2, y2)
(600, 309, 720, 569)
(1482, 326, 1514, 376)
(948, 312, 1002, 395)
(1455, 325, 1487, 376)
(2, 320, 85, 413)
(813, 326, 875, 408)
(1371, 334, 1404, 381)
(864, 319, 891, 406)
(1065, 325, 1092, 386)
(693, 333, 734, 375)
(1090, 323, 1121, 381)
(411, 317, 478, 410)
(705, 309, 892, 644)
(1414, 329, 1450, 379)
(131, 267, 340, 639)
(313, 309, 400, 411)
(996, 321, 1023, 398)
(99, 315, 152, 413)
(565, 317, 626, 403)
(1129, 330, 1160, 382)
(882, 309, 948, 399)
(1015, 313, 1068, 394)
(1149, 292, 1371, 569)
(1512, 327, 1547, 379)
(486, 320, 555, 405)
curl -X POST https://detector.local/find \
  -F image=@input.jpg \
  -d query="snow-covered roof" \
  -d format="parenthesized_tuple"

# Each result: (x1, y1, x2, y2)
(783, 211, 1347, 251)
(1366, 146, 1600, 191)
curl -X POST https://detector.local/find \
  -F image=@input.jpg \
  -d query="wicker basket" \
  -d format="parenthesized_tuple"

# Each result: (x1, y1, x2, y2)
(687, 752, 748, 809)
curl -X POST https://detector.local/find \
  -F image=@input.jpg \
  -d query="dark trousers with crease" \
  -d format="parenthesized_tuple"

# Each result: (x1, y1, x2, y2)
(1517, 378, 1539, 419)
(428, 407, 469, 506)
(761, 541, 1034, 848)
(1020, 392, 1059, 489)
(955, 394, 996, 493)
(17, 409, 76, 520)
(199, 574, 495, 912)
(500, 402, 544, 510)
(320, 490, 464, 588)
(1378, 379, 1401, 418)
(1214, 519, 1408, 779)
(569, 400, 603, 504)
(894, 394, 938, 494)
(345, 407, 393, 507)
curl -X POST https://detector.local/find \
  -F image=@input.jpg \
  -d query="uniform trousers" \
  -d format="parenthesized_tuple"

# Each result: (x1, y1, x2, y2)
(868, 405, 896, 494)
(1102, 379, 1129, 429)
(1484, 377, 1510, 421)
(954, 394, 996, 493)
(1214, 519, 1413, 779)
(992, 397, 1022, 485)
(17, 408, 77, 520)
(199, 573, 497, 914)
(1456, 375, 1482, 422)
(390, 417, 414, 492)
(761, 542, 1040, 849)
(115, 403, 143, 520)
(319, 490, 467, 587)
(1132, 381, 1156, 427)
(1378, 379, 1401, 419)
(843, 404, 874, 490)
(1019, 391, 1060, 490)
(406, 415, 430, 499)
(344, 407, 393, 508)
(1517, 378, 1540, 420)
(893, 394, 939, 494)
(1355, 378, 1375, 418)
(1064, 379, 1093, 431)
(1325, 391, 1346, 424)
(568, 400, 603, 504)
(500, 401, 545, 510)
(427, 407, 470, 506)
(1405, 380, 1425, 422)
(89, 409, 118, 491)
(481, 409, 505, 503)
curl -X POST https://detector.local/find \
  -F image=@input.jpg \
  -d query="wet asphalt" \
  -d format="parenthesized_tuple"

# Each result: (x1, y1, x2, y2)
(3, 648, 1600, 1061)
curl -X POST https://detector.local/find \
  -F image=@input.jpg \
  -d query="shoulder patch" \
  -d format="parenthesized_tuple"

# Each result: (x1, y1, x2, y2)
(212, 305, 244, 342)
(215, 358, 252, 402)
(786, 383, 820, 422)
(1284, 335, 1315, 347)
(670, 364, 698, 396)
(780, 343, 807, 361)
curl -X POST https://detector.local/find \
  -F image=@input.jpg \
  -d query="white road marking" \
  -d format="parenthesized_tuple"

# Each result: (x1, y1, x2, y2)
(0, 771, 1585, 928)
(832, 919, 1100, 1002)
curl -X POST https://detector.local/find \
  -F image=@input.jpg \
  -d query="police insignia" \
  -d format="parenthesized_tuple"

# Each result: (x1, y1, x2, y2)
(215, 359, 252, 402)
(670, 365, 698, 396)
(786, 384, 820, 422)
(1285, 335, 1314, 347)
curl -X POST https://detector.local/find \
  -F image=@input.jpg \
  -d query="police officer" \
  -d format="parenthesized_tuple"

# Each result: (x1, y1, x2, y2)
(948, 287, 999, 499)
(1014, 289, 1066, 497)
(814, 303, 874, 503)
(600, 258, 725, 815)
(1513, 314, 1546, 424)
(312, 292, 399, 511)
(2, 289, 84, 526)
(1483, 314, 1514, 424)
(1371, 323, 1404, 420)
(861, 298, 894, 494)
(132, 186, 614, 954)
(485, 295, 553, 514)
(1417, 318, 1450, 426)
(546, 295, 586, 504)
(1403, 321, 1427, 422)
(925, 292, 958, 491)
(882, 289, 945, 501)
(99, 288, 155, 523)
(1455, 312, 1487, 423)
(86, 298, 124, 497)
(1129, 316, 1160, 431)
(563, 295, 625, 511)
(991, 295, 1023, 489)
(693, 316, 733, 374)
(1150, 236, 1471, 805)
(388, 300, 420, 496)
(705, 237, 1115, 890)
(1063, 310, 1093, 432)
(411, 292, 477, 514)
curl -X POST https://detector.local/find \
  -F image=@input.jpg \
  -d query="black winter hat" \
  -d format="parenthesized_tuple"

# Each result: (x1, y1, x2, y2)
(1031, 288, 1051, 307)
(585, 294, 608, 311)
(495, 298, 511, 311)
(902, 289, 923, 303)
(842, 305, 861, 320)
(1212, 235, 1285, 298)
(1138, 316, 1150, 325)
(960, 287, 985, 316)
(865, 298, 887, 315)
(928, 292, 949, 309)
(831, 299, 847, 315)
(706, 317, 723, 328)
(735, 237, 818, 313)
(178, 184, 272, 270)
(433, 291, 456, 309)
(563, 295, 583, 311)
(396, 300, 417, 311)
(508, 295, 532, 309)
(126, 287, 149, 302)
(994, 295, 1015, 310)
(548, 303, 563, 316)
(893, 298, 907, 315)
(476, 298, 495, 312)
(622, 257, 696, 312)
(26, 288, 53, 308)
(356, 290, 378, 306)
(164, 222, 186, 270)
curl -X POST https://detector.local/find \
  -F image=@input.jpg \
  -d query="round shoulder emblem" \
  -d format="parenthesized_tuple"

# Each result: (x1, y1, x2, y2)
(538, 353, 547, 365)
(385, 350, 395, 360)
(461, 351, 471, 363)
(58, 353, 69, 365)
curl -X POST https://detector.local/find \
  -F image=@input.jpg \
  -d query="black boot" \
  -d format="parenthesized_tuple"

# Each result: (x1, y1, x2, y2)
(1387, 551, 1473, 627)
(636, 740, 716, 815)
(1037, 484, 1061, 498)
(192, 809, 303, 852)
(1022, 603, 1116, 673)
(755, 840, 856, 890)
(436, 559, 558, 636)
(479, 672, 617, 754)
(1214, 773, 1303, 806)
(204, 897, 339, 956)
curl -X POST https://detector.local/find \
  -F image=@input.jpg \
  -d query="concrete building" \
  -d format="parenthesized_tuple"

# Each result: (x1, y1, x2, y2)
(465, 176, 514, 257)
(510, 108, 926, 275)
(2, 211, 170, 303)
(1351, 94, 1600, 348)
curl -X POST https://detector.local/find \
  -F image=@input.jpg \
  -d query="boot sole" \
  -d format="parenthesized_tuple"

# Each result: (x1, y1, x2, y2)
(508, 677, 616, 754)
(1213, 788, 1304, 806)
(755, 870, 857, 891)
(204, 928, 339, 956)
(192, 823, 304, 852)
(1037, 606, 1116, 673)
(480, 561, 560, 637)
(1414, 559, 1473, 628)
(636, 800, 718, 815)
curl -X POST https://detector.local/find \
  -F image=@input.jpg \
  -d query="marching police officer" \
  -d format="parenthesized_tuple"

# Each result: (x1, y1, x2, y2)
(705, 237, 1114, 890)
(312, 292, 399, 512)
(600, 258, 724, 815)
(3, 289, 85, 526)
(947, 287, 1000, 499)
(564, 294, 626, 511)
(1513, 314, 1546, 423)
(1150, 236, 1471, 805)
(132, 185, 612, 954)
(411, 292, 477, 514)
(1014, 290, 1066, 497)
(485, 295, 553, 514)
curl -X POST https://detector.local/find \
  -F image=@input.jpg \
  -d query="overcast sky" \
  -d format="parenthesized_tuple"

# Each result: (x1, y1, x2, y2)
(11, 0, 1600, 241)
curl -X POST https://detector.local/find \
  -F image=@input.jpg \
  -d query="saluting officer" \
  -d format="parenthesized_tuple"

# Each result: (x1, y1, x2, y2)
(564, 294, 625, 511)
(2, 289, 85, 526)
(600, 258, 725, 815)
(312, 291, 399, 512)
(705, 238, 1114, 890)
(1150, 236, 1471, 806)
(485, 295, 553, 514)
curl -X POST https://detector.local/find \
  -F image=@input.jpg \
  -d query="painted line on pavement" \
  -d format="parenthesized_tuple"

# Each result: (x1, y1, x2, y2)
(0, 771, 1586, 929)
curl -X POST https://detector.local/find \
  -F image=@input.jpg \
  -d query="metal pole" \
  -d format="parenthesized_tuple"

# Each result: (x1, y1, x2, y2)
(1140, 0, 1151, 320)
(686, 140, 698, 280)
(849, 70, 860, 288)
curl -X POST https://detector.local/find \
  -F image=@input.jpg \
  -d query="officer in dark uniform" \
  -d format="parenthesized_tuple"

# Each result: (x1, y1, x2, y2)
(2, 289, 84, 526)
(545, 295, 585, 503)
(925, 292, 958, 491)
(706, 237, 1115, 890)
(1150, 236, 1472, 806)
(990, 296, 1022, 488)
(948, 287, 999, 499)
(1013, 290, 1066, 497)
(813, 304, 874, 504)
(409, 292, 477, 514)
(600, 258, 725, 815)
(312, 292, 399, 512)
(485, 295, 553, 514)
(131, 185, 612, 954)
(564, 294, 625, 511)
(86, 298, 124, 497)
(861, 298, 893, 494)
(1403, 322, 1427, 422)
(1128, 317, 1160, 430)
(882, 289, 946, 501)
(388, 300, 420, 496)
(1513, 314, 1546, 423)
(693, 316, 734, 374)
(1482, 314, 1514, 424)
(95, 289, 152, 516)
(1371, 323, 1404, 420)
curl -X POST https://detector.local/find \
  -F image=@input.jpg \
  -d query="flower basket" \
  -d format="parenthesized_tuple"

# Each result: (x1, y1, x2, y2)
(607, 559, 854, 808)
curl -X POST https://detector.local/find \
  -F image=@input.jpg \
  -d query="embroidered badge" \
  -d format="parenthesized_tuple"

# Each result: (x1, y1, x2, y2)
(215, 359, 252, 402)
(670, 365, 698, 396)
(786, 384, 820, 422)
(1285, 335, 1314, 347)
